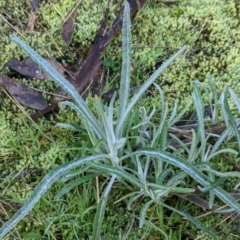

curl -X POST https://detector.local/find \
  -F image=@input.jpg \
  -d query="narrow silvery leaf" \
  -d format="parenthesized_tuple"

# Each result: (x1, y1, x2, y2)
(95, 97, 114, 150)
(136, 156, 144, 181)
(198, 177, 226, 192)
(208, 148, 238, 159)
(208, 75, 218, 123)
(220, 92, 229, 127)
(92, 175, 116, 240)
(224, 86, 240, 154)
(58, 101, 103, 139)
(158, 121, 168, 151)
(153, 83, 166, 127)
(208, 174, 216, 209)
(187, 129, 198, 163)
(168, 99, 178, 125)
(88, 162, 142, 188)
(229, 88, 240, 111)
(58, 101, 81, 114)
(168, 133, 190, 153)
(208, 126, 231, 160)
(114, 137, 126, 149)
(192, 82, 206, 161)
(192, 82, 205, 137)
(56, 123, 86, 132)
(10, 35, 104, 139)
(118, 1, 131, 124)
(169, 100, 192, 126)
(157, 168, 174, 184)
(139, 200, 155, 228)
(205, 169, 240, 178)
(208, 75, 218, 106)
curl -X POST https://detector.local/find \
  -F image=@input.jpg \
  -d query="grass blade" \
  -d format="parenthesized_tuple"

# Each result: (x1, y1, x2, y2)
(141, 218, 169, 240)
(162, 203, 216, 240)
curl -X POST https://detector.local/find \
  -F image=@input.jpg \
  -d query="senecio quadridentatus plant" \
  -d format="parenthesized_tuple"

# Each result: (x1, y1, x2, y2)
(1, 1, 240, 239)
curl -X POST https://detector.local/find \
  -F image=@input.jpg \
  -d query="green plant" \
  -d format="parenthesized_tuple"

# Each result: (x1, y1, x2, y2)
(1, 1, 240, 239)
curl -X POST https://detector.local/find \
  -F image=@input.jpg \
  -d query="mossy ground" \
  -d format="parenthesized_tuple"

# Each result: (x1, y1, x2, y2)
(1, 0, 240, 239)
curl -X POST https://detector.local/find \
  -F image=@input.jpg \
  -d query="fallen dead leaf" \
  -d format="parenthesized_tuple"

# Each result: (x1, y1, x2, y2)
(30, 0, 40, 12)
(62, 0, 83, 46)
(0, 73, 48, 110)
(175, 191, 240, 219)
(6, 58, 65, 81)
